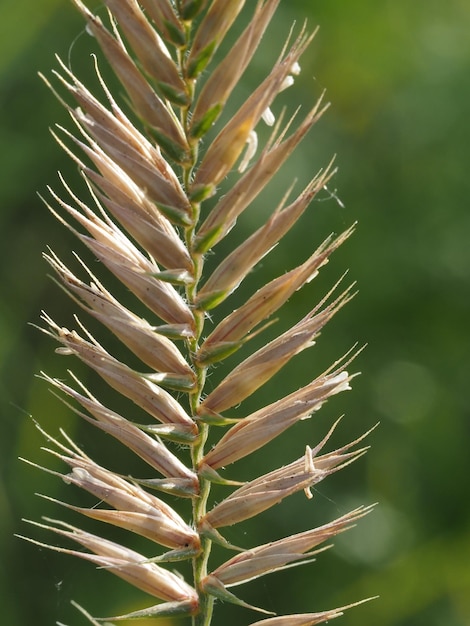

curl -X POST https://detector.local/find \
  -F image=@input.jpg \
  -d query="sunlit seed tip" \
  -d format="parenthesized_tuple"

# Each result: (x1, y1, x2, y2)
(55, 347, 74, 355)
(71, 467, 89, 480)
(280, 75, 295, 91)
(291, 61, 301, 75)
(262, 107, 276, 126)
(304, 446, 315, 499)
(238, 130, 258, 173)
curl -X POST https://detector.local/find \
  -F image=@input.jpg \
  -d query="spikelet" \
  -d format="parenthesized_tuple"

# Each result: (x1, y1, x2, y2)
(22, 2, 375, 624)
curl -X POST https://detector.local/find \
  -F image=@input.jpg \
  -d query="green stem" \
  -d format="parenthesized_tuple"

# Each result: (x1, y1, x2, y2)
(184, 155, 212, 626)
(179, 26, 214, 624)
(186, 213, 213, 624)
(191, 424, 214, 626)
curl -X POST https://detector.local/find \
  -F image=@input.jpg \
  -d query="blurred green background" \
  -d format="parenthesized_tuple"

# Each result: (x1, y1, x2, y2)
(1, 1, 469, 625)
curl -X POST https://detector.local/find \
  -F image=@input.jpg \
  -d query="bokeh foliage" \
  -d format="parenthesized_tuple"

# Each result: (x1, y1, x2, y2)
(1, 1, 469, 625)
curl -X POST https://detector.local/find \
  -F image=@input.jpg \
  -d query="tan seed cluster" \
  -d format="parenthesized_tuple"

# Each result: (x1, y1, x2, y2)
(22, 2, 374, 625)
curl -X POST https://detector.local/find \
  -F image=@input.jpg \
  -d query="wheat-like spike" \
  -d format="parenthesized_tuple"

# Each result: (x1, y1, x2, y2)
(25, 2, 374, 625)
